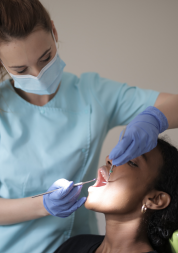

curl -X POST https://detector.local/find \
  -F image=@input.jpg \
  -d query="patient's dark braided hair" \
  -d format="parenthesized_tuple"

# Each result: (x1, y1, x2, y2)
(147, 137, 178, 252)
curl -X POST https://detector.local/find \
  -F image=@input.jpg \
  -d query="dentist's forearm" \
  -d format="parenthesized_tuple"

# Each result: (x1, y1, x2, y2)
(154, 93, 178, 129)
(0, 197, 50, 225)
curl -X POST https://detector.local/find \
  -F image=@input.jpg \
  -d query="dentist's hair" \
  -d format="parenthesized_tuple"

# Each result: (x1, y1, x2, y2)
(0, 0, 52, 80)
(148, 137, 178, 252)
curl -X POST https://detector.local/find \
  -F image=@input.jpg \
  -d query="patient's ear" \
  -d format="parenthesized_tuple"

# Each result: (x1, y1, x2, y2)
(143, 190, 171, 210)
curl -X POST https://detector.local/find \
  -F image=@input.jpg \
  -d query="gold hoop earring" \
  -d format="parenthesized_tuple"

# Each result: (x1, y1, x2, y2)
(141, 204, 147, 214)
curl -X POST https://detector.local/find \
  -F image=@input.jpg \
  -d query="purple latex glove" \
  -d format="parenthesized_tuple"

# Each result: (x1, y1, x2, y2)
(109, 106, 168, 166)
(43, 179, 86, 218)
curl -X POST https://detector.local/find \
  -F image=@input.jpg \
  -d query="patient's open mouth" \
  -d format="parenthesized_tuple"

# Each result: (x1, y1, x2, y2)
(93, 167, 108, 187)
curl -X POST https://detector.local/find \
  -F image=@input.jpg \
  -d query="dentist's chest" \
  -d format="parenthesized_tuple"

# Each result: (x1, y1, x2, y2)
(0, 105, 92, 198)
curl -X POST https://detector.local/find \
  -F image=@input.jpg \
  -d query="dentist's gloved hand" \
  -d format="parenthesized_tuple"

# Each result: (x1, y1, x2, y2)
(43, 179, 86, 218)
(109, 106, 168, 166)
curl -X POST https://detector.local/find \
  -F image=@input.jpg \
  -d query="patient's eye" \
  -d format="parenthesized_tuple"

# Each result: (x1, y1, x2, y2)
(128, 160, 138, 168)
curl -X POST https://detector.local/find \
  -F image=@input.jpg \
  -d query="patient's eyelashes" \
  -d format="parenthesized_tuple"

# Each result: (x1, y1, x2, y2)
(128, 160, 138, 168)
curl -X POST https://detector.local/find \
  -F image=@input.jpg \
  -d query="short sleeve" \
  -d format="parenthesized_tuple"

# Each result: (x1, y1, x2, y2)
(89, 73, 159, 130)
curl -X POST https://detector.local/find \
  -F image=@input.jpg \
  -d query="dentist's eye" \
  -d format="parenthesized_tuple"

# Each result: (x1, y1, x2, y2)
(17, 68, 27, 74)
(41, 53, 51, 62)
(128, 160, 138, 168)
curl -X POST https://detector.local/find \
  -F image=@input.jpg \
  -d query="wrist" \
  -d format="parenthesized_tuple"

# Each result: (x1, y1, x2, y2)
(141, 106, 168, 133)
(36, 196, 50, 217)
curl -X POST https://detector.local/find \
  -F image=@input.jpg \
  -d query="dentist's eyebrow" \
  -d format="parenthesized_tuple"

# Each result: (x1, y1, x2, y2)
(9, 65, 27, 69)
(9, 47, 52, 68)
(38, 47, 51, 61)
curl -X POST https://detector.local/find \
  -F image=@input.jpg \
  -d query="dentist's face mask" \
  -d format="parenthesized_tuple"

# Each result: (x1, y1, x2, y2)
(4, 33, 66, 95)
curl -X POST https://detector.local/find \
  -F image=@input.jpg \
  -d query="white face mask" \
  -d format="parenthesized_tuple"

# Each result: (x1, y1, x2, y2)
(3, 32, 66, 95)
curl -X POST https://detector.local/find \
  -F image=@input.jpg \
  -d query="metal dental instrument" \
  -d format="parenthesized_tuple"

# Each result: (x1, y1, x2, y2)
(107, 127, 126, 183)
(73, 178, 96, 186)
(31, 178, 96, 198)
(107, 164, 114, 183)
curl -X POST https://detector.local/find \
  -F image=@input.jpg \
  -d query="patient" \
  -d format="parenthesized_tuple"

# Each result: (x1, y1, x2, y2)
(56, 138, 178, 253)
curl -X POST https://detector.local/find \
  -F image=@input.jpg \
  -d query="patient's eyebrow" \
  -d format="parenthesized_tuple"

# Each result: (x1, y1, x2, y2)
(141, 153, 147, 162)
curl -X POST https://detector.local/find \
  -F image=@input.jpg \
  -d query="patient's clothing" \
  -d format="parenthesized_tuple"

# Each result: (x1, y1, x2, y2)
(54, 234, 158, 253)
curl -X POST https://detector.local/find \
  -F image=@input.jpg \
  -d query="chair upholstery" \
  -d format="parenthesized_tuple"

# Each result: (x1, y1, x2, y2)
(169, 231, 178, 253)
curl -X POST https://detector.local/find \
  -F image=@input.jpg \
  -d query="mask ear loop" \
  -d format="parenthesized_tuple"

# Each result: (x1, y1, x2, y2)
(52, 31, 59, 53)
(0, 59, 11, 78)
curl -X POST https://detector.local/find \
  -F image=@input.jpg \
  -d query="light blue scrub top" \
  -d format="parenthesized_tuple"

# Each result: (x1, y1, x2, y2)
(0, 72, 159, 253)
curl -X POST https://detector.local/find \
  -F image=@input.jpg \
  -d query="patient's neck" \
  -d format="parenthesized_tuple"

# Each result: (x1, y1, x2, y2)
(95, 213, 153, 253)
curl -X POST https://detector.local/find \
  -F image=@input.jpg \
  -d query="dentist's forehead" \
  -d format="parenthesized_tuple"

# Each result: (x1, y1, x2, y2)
(0, 29, 53, 66)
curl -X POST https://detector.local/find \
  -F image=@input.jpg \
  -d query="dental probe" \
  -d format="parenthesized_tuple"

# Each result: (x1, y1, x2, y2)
(107, 127, 126, 183)
(31, 179, 96, 198)
(107, 165, 114, 183)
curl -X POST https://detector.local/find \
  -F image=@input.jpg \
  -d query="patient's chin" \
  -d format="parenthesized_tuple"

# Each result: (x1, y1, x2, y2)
(84, 194, 139, 215)
(84, 196, 99, 211)
(84, 196, 93, 210)
(84, 194, 106, 213)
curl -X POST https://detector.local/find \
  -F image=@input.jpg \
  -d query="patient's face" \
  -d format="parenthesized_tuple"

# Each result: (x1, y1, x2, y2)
(85, 147, 163, 215)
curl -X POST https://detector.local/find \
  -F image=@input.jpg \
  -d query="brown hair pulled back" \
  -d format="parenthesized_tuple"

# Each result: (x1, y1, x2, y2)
(0, 0, 52, 81)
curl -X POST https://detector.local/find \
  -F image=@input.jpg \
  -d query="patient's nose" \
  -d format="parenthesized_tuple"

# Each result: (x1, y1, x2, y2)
(106, 155, 113, 166)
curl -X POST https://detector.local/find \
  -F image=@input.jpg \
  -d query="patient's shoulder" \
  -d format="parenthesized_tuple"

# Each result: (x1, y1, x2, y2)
(55, 234, 104, 253)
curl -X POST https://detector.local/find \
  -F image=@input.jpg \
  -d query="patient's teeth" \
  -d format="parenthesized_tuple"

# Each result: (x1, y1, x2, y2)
(100, 170, 107, 181)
